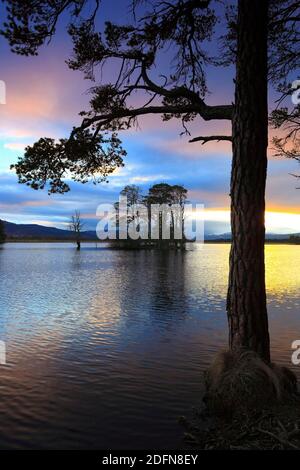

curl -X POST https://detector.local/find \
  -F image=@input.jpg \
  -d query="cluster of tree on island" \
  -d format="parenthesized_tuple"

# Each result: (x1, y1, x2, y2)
(70, 183, 188, 250)
(115, 183, 188, 249)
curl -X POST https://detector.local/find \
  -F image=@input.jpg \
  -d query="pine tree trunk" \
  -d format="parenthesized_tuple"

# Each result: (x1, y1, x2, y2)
(227, 0, 270, 362)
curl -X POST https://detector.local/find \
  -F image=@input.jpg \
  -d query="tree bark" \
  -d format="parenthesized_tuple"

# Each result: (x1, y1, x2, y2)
(227, 0, 270, 362)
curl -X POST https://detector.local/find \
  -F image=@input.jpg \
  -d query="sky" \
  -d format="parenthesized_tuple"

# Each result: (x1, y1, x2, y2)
(0, 0, 299, 235)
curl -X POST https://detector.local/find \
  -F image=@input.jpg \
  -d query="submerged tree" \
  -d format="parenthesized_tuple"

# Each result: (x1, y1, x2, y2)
(69, 210, 84, 250)
(1, 0, 299, 366)
(0, 220, 6, 244)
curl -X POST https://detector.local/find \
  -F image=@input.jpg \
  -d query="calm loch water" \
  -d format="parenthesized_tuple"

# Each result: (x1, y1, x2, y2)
(0, 243, 299, 449)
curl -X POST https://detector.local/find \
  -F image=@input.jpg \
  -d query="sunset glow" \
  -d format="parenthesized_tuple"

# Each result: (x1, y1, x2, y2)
(201, 210, 300, 234)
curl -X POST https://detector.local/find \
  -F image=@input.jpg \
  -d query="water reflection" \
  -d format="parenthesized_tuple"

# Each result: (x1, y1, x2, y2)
(266, 245, 300, 297)
(0, 243, 298, 449)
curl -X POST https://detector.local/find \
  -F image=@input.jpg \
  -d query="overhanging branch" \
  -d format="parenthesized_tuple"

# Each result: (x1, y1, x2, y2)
(77, 104, 233, 136)
(141, 63, 233, 121)
(189, 135, 233, 144)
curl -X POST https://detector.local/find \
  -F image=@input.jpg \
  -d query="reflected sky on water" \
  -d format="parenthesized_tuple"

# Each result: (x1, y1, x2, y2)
(0, 243, 299, 449)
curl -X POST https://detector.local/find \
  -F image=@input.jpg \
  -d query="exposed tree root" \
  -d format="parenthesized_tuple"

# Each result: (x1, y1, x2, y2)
(180, 399, 300, 449)
(179, 350, 300, 450)
(204, 349, 297, 416)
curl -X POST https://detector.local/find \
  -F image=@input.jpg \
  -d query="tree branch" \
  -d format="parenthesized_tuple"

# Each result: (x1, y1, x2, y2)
(78, 104, 233, 136)
(140, 63, 233, 121)
(189, 135, 233, 144)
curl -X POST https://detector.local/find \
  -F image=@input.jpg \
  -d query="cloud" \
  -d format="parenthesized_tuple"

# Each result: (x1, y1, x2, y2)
(0, 20, 298, 234)
(4, 143, 27, 151)
(129, 174, 169, 183)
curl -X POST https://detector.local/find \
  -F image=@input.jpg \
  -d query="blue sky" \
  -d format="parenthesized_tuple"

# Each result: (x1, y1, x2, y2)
(0, 0, 299, 234)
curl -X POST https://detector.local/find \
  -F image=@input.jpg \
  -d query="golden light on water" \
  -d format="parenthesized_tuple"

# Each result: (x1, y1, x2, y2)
(265, 245, 300, 296)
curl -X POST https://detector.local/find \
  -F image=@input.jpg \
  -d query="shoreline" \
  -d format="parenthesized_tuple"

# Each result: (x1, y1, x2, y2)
(3, 239, 300, 245)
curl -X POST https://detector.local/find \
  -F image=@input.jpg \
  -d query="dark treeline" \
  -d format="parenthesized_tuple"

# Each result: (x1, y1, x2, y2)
(0, 220, 6, 244)
(289, 234, 300, 244)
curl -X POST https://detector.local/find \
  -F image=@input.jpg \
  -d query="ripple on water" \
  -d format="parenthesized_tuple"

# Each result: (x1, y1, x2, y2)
(0, 243, 299, 448)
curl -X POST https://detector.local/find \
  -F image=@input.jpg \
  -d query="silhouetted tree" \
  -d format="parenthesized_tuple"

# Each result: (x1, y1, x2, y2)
(69, 210, 84, 250)
(120, 185, 143, 206)
(0, 220, 6, 244)
(268, 1, 300, 180)
(271, 104, 300, 181)
(115, 184, 143, 239)
(115, 183, 187, 246)
(145, 184, 174, 246)
(1, 0, 299, 361)
(144, 183, 187, 247)
(121, 184, 143, 236)
(170, 185, 188, 247)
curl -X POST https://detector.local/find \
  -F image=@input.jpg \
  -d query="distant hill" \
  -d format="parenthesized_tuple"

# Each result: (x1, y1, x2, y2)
(205, 232, 300, 241)
(2, 220, 98, 241)
(1, 220, 299, 242)
(205, 232, 232, 241)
